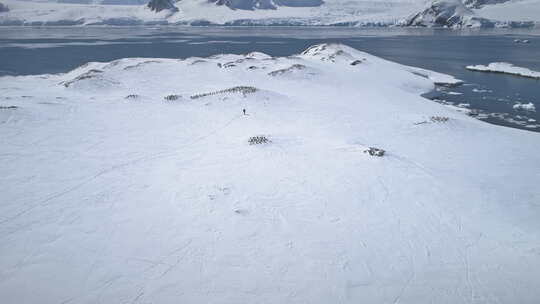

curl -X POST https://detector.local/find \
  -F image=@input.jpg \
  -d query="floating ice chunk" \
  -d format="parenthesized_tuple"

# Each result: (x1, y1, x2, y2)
(472, 88, 492, 93)
(513, 102, 536, 112)
(466, 62, 540, 79)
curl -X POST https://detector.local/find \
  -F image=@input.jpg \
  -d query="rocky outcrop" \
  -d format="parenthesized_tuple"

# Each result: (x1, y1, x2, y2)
(0, 2, 9, 13)
(147, 0, 179, 12)
(208, 0, 323, 10)
(364, 147, 386, 157)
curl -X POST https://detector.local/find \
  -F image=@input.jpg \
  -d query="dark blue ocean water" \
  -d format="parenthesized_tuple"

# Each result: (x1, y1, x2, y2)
(0, 27, 539, 131)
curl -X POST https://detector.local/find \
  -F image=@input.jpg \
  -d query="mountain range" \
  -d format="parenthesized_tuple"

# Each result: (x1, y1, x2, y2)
(0, 0, 538, 27)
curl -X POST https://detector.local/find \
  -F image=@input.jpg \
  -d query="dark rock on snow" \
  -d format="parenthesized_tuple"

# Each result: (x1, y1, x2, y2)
(364, 147, 385, 157)
(147, 0, 179, 12)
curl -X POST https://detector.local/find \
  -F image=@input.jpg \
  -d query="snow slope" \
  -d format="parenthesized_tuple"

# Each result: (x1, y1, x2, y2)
(1, 44, 540, 304)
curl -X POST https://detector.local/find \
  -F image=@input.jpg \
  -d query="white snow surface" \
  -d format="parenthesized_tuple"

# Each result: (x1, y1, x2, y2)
(1, 44, 540, 304)
(466, 62, 540, 79)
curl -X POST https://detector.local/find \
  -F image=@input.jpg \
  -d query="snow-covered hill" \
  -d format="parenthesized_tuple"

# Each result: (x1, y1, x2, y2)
(1, 0, 538, 27)
(1, 43, 540, 304)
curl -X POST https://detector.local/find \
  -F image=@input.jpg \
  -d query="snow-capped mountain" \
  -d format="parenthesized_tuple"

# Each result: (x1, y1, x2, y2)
(404, 0, 539, 27)
(404, 0, 486, 27)
(0, 0, 538, 27)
